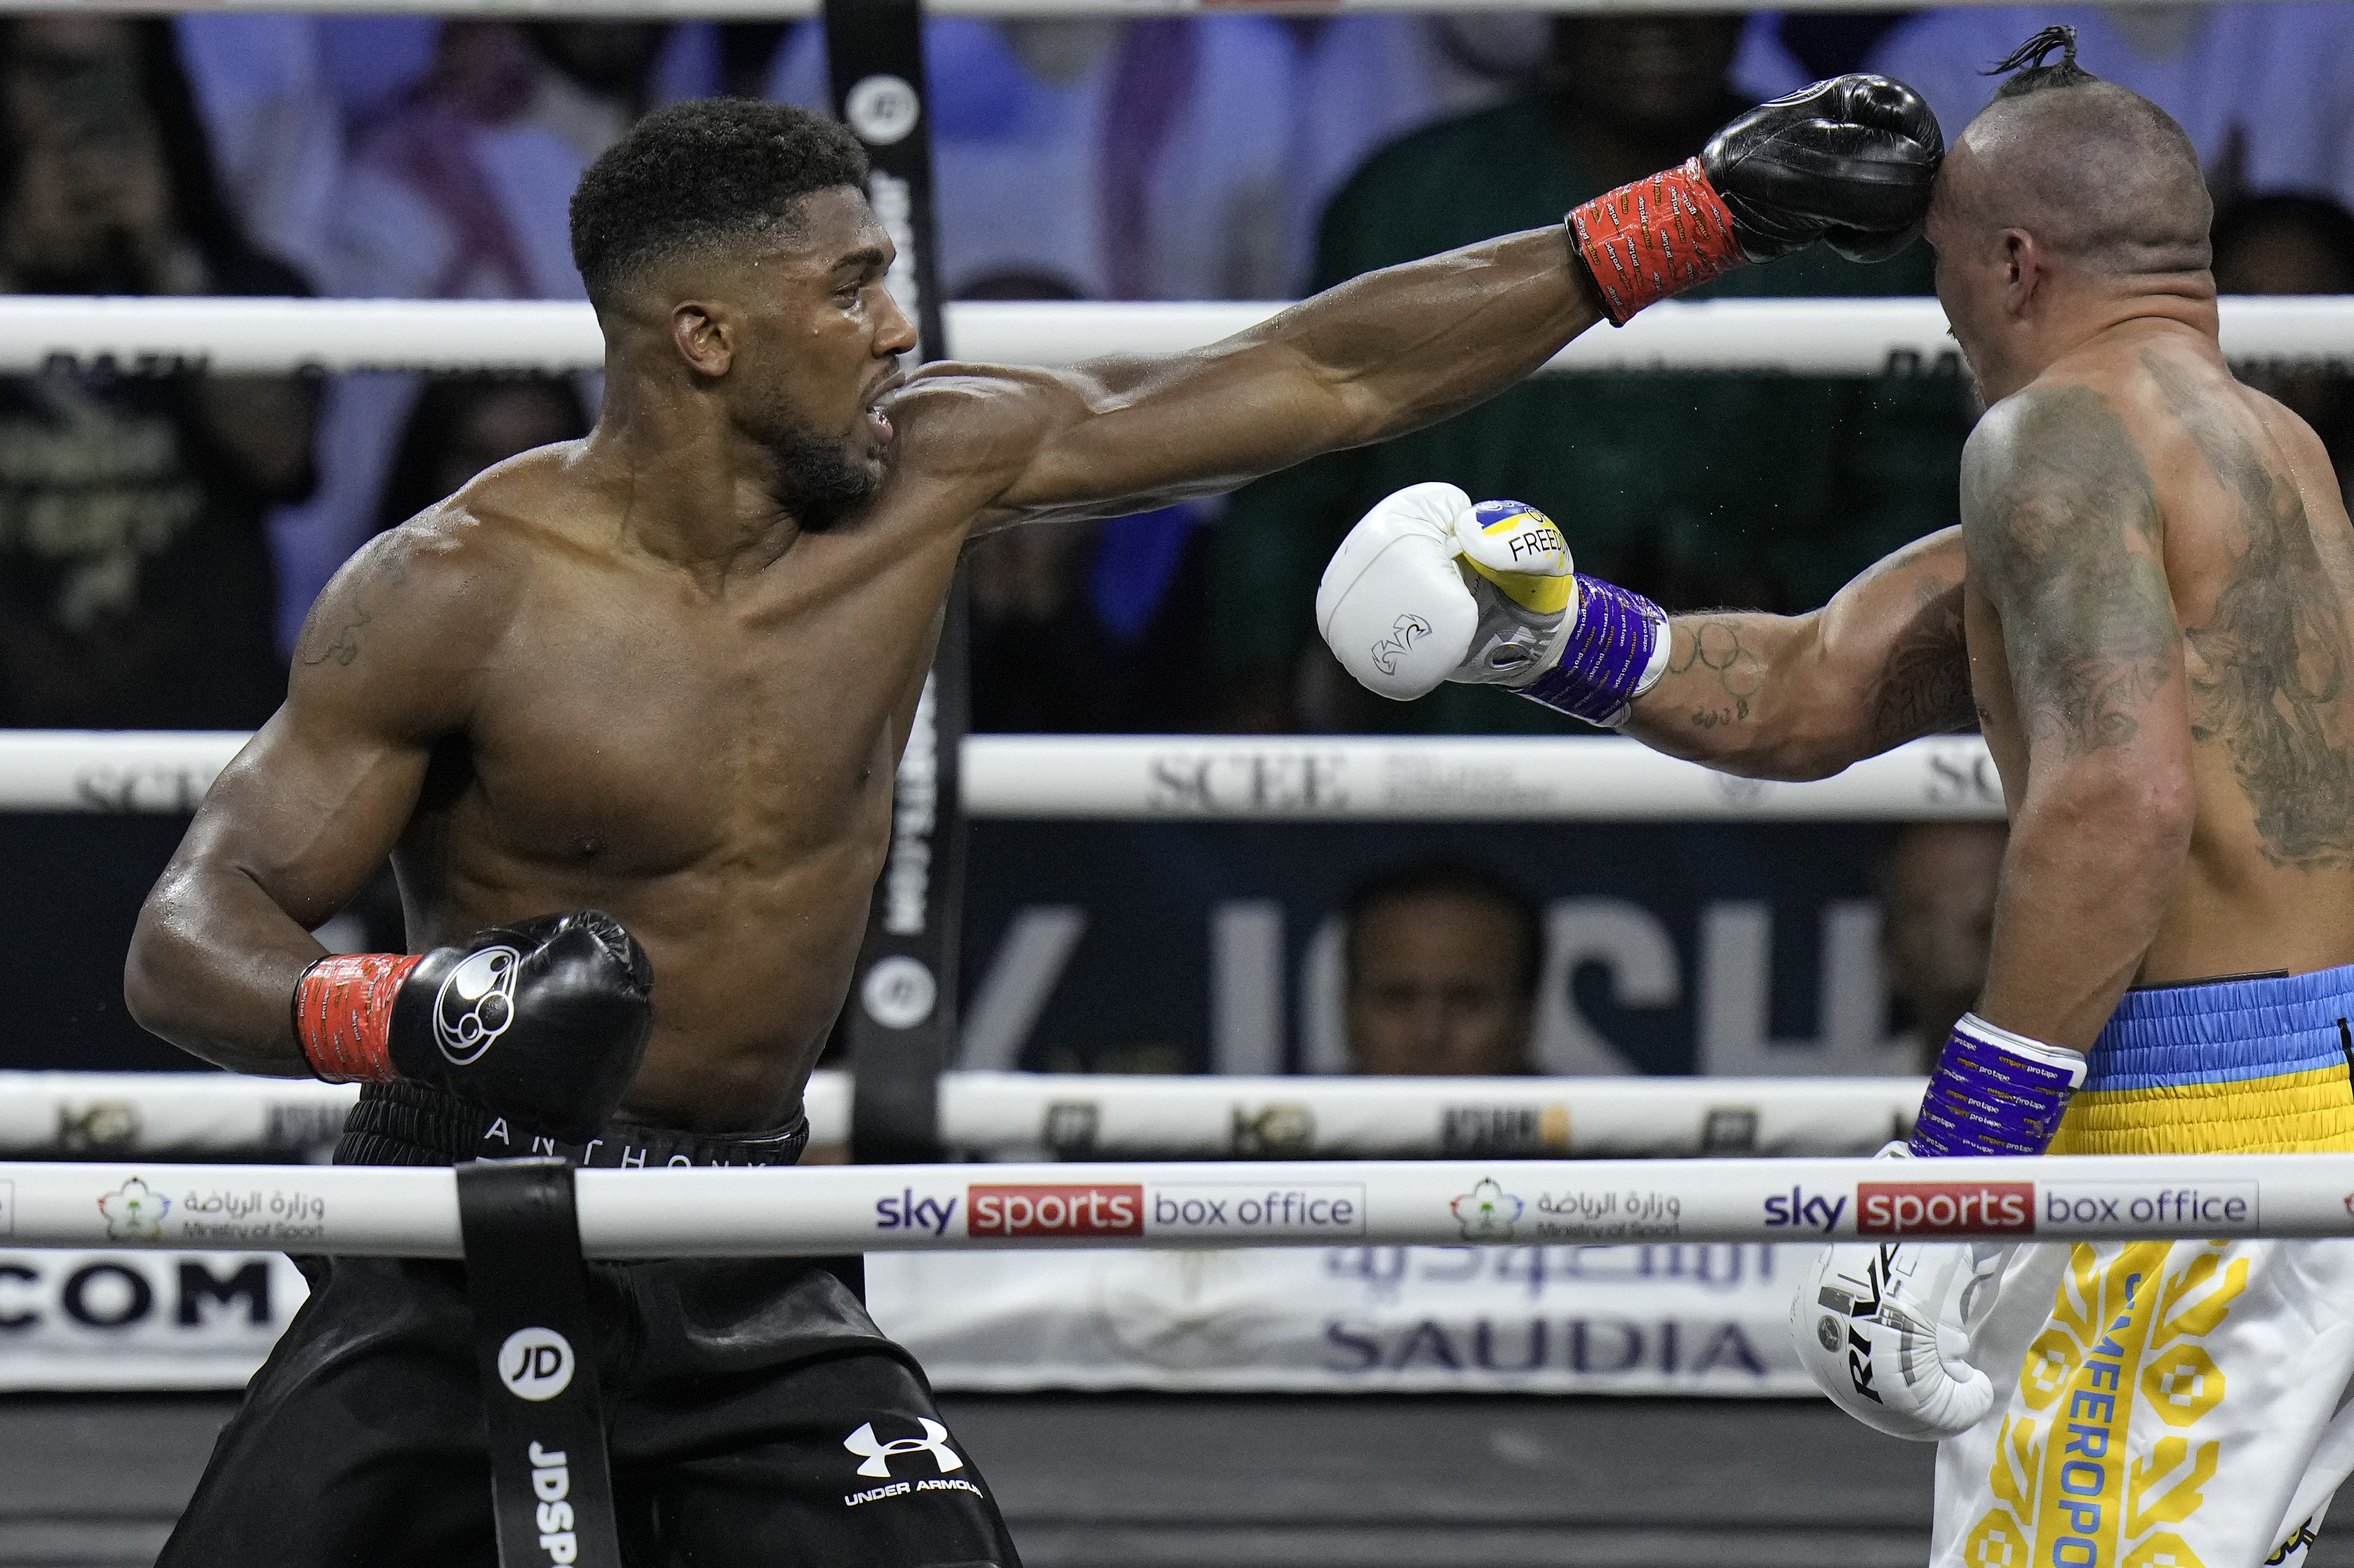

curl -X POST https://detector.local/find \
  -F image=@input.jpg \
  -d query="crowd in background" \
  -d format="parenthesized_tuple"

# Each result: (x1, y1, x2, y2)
(4, 6, 2353, 739)
(0, 10, 2321, 728)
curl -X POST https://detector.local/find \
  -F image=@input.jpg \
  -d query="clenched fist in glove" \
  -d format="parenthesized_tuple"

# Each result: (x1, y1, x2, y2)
(1316, 483, 1669, 728)
(1570, 72, 1942, 323)
(293, 909, 654, 1142)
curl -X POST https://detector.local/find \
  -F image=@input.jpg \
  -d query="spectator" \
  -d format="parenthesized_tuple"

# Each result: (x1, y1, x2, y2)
(1344, 859, 1540, 1076)
(1868, 6, 2354, 213)
(768, 16, 1539, 303)
(2212, 192, 2354, 489)
(0, 15, 316, 728)
(272, 22, 711, 663)
(1878, 822, 2007, 1073)
(1211, 15, 1973, 734)
(374, 373, 587, 535)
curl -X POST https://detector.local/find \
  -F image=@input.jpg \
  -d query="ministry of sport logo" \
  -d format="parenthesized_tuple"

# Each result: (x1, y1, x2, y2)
(843, 1420, 963, 1480)
(1452, 1178, 1523, 1242)
(98, 1177, 169, 1240)
(435, 946, 521, 1065)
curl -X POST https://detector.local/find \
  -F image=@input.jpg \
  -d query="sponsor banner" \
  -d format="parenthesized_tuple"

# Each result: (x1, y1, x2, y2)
(865, 1242, 1810, 1394)
(0, 1249, 308, 1390)
(2039, 1181, 2259, 1235)
(1857, 1181, 2035, 1238)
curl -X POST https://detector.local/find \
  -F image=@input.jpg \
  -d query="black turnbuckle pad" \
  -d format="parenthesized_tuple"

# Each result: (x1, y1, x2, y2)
(456, 1157, 621, 1568)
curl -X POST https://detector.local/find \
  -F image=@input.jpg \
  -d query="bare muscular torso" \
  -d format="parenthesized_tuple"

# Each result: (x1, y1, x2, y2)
(1966, 321, 2354, 988)
(374, 443, 977, 1130)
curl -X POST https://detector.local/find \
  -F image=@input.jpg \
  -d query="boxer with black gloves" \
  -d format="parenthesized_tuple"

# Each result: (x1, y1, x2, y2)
(129, 88, 1940, 1568)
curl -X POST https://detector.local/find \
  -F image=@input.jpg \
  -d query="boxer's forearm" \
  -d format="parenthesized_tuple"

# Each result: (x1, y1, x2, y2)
(126, 857, 326, 1076)
(1621, 528, 1972, 779)
(1977, 757, 2191, 1050)
(979, 228, 1600, 518)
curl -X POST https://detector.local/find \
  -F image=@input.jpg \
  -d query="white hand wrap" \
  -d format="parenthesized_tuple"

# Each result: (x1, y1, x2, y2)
(1316, 483, 1577, 702)
(1791, 1142, 2009, 1442)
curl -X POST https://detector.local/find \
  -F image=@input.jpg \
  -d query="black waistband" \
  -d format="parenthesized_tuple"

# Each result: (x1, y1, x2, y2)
(335, 1080, 810, 1169)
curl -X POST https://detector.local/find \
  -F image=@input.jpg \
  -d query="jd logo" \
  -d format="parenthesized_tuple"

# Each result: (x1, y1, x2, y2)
(1368, 614, 1431, 676)
(843, 1420, 963, 1480)
(499, 1326, 575, 1402)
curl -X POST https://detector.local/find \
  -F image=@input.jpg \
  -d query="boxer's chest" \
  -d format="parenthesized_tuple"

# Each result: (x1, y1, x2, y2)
(451, 522, 960, 879)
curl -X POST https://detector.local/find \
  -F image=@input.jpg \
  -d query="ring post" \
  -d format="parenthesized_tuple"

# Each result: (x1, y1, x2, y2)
(457, 1158, 621, 1568)
(827, 0, 965, 1166)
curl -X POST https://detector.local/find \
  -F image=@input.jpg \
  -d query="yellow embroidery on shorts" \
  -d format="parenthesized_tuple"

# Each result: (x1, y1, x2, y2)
(1962, 1242, 2245, 1567)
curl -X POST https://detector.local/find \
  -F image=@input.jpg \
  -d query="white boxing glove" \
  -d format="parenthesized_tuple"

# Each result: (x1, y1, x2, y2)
(1791, 1143, 2010, 1441)
(1315, 483, 1578, 701)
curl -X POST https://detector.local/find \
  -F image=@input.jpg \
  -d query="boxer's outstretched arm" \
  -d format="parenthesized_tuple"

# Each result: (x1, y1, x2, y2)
(917, 227, 1602, 526)
(1621, 528, 1972, 779)
(1964, 387, 2193, 1052)
(125, 529, 489, 1074)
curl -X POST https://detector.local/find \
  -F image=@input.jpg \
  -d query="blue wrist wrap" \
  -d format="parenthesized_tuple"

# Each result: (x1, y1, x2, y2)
(1908, 1013, 2087, 1158)
(1518, 576, 1667, 728)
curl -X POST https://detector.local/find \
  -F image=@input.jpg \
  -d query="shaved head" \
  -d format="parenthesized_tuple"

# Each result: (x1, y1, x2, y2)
(1936, 51, 2211, 280)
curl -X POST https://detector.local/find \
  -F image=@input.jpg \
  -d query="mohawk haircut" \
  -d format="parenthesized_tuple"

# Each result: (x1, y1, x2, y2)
(1955, 24, 2211, 278)
(1984, 23, 2100, 99)
(568, 99, 869, 308)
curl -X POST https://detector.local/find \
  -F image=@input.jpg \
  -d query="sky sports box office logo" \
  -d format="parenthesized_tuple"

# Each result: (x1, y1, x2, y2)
(1762, 1180, 2261, 1238)
(874, 1183, 1368, 1241)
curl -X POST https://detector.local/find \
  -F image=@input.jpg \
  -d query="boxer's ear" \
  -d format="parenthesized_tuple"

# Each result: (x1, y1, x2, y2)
(1999, 229, 2049, 316)
(669, 301, 737, 378)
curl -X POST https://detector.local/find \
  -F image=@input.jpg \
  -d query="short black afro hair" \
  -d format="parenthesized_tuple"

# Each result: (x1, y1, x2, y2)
(569, 98, 869, 307)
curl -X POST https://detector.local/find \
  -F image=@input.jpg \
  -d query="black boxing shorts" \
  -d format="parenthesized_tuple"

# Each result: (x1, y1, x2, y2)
(156, 1083, 1019, 1568)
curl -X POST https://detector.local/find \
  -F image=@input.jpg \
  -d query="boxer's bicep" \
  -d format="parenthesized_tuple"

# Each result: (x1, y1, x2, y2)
(1963, 386, 2189, 1045)
(1963, 385, 2186, 772)
(128, 530, 499, 1068)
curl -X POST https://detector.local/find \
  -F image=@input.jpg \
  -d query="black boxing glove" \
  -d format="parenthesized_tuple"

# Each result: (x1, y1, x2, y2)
(293, 909, 653, 1143)
(1567, 72, 1942, 324)
(1701, 73, 1944, 264)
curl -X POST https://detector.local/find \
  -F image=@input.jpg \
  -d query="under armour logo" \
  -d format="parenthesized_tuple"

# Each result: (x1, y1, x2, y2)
(843, 1419, 963, 1480)
(1369, 613, 1431, 676)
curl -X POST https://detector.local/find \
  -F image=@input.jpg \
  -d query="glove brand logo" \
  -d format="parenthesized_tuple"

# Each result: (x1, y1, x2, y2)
(434, 945, 521, 1065)
(843, 1419, 963, 1479)
(1367, 614, 1431, 676)
(96, 1177, 168, 1240)
(968, 1184, 1143, 1238)
(1857, 1181, 2034, 1237)
(498, 1326, 575, 1401)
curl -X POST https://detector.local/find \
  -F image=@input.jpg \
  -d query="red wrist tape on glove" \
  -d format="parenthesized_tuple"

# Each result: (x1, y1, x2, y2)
(294, 952, 420, 1084)
(1567, 159, 1744, 326)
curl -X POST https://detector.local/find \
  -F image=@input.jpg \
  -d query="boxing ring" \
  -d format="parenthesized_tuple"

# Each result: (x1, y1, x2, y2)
(11, 295, 2354, 1560)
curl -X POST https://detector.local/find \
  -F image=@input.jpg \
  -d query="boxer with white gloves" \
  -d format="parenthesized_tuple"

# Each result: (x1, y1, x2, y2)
(1318, 32, 2354, 1566)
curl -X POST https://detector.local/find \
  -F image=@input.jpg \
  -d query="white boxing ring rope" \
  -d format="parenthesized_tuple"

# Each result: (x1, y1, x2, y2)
(0, 729, 2005, 819)
(0, 1070, 1927, 1159)
(4, 295, 2354, 377)
(0, 1153, 2335, 1255)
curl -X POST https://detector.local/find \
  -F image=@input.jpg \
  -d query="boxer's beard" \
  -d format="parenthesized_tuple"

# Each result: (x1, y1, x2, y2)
(768, 418, 882, 532)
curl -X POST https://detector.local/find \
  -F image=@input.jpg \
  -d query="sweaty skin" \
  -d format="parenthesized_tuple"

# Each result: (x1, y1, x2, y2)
(1624, 91, 2354, 1054)
(124, 185, 1600, 1132)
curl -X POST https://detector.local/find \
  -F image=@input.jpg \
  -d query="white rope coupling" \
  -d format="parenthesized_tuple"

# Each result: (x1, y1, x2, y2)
(0, 730, 2006, 820)
(1, 1153, 2337, 1256)
(0, 1070, 1925, 1159)
(2, 295, 2348, 377)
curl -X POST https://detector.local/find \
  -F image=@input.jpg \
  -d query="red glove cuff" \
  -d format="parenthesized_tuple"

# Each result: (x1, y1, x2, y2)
(294, 952, 420, 1084)
(1567, 159, 1744, 326)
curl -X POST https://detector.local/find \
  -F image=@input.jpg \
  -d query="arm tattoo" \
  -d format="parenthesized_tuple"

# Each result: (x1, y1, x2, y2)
(295, 539, 406, 669)
(1666, 618, 1765, 728)
(2148, 352, 2354, 868)
(1964, 386, 2174, 758)
(1864, 582, 1974, 748)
